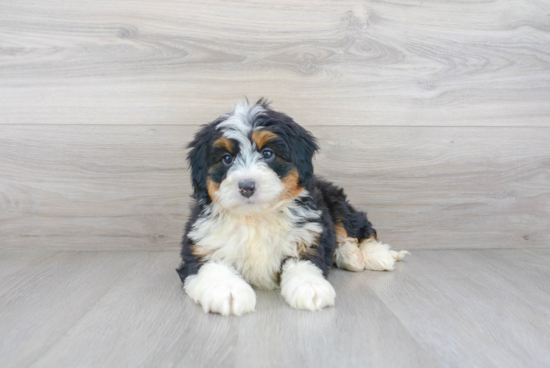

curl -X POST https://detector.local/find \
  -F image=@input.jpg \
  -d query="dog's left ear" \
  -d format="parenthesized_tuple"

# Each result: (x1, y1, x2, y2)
(289, 125, 319, 187)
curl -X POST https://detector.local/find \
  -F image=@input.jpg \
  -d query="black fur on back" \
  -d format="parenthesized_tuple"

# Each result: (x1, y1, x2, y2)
(309, 176, 377, 242)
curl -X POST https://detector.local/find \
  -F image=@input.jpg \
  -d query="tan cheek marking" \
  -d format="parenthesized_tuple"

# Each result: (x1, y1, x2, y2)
(281, 168, 304, 200)
(191, 244, 212, 258)
(212, 137, 233, 153)
(206, 177, 220, 201)
(251, 130, 277, 149)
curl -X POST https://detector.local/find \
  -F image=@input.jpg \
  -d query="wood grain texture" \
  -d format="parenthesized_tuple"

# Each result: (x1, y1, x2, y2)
(0, 251, 57, 281)
(0, 251, 147, 368)
(26, 252, 241, 368)
(1, 0, 550, 126)
(28, 252, 438, 368)
(1, 249, 550, 367)
(0, 125, 189, 250)
(233, 275, 439, 368)
(368, 249, 550, 367)
(1, 124, 549, 250)
(1, 0, 549, 250)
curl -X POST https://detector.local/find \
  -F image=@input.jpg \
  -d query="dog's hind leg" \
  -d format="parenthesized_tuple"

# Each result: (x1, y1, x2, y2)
(314, 176, 408, 271)
(359, 237, 409, 271)
(333, 225, 364, 272)
(333, 221, 409, 272)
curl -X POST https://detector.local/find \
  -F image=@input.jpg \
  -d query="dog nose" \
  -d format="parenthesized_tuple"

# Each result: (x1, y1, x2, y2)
(238, 181, 256, 198)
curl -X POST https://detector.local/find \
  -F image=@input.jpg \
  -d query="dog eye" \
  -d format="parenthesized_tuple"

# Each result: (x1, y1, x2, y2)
(222, 154, 234, 166)
(262, 149, 274, 161)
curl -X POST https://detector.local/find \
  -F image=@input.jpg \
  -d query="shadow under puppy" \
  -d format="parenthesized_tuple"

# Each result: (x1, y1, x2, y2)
(177, 99, 408, 316)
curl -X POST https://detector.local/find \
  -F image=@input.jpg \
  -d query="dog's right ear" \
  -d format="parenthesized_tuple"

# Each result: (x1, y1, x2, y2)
(187, 140, 208, 200)
(187, 122, 218, 200)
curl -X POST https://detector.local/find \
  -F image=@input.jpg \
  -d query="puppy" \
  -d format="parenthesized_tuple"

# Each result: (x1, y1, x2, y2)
(177, 99, 408, 316)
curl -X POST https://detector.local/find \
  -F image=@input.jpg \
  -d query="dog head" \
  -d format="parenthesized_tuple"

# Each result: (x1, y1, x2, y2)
(187, 99, 318, 214)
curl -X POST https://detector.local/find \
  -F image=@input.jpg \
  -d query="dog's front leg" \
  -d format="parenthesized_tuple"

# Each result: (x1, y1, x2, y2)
(280, 259, 336, 311)
(184, 260, 256, 316)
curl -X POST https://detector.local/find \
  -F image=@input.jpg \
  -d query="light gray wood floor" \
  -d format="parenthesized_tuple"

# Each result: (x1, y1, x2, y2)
(1, 249, 549, 368)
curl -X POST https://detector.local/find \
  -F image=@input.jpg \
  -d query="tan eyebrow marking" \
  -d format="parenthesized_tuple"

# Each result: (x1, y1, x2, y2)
(251, 130, 278, 150)
(212, 137, 234, 153)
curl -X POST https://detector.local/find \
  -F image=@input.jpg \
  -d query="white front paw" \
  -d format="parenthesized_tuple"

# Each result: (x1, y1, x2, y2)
(184, 261, 256, 316)
(197, 280, 256, 316)
(281, 259, 336, 311)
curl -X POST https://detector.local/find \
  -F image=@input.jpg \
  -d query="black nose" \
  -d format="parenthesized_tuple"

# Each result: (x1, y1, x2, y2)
(238, 181, 256, 198)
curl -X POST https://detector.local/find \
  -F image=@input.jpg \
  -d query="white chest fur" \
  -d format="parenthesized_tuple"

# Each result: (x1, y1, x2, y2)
(189, 199, 322, 290)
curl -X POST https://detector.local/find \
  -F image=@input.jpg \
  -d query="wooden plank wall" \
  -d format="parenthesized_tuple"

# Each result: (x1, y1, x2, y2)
(1, 0, 549, 250)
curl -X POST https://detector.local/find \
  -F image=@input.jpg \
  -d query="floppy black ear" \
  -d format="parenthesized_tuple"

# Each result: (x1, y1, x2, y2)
(187, 122, 219, 200)
(187, 136, 208, 200)
(290, 124, 319, 187)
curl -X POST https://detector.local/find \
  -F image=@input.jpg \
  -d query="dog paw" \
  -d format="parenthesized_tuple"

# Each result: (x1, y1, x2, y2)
(184, 261, 256, 316)
(197, 281, 256, 316)
(334, 240, 364, 272)
(281, 259, 336, 311)
(360, 239, 409, 271)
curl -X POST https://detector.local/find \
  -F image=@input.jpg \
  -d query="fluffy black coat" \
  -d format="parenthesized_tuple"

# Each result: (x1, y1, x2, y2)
(177, 100, 377, 284)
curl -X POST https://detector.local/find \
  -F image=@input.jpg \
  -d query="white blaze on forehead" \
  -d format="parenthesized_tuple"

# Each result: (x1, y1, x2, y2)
(217, 101, 265, 151)
(210, 102, 283, 214)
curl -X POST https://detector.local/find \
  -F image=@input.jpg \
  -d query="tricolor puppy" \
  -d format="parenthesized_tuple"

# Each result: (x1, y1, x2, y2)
(177, 99, 408, 316)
